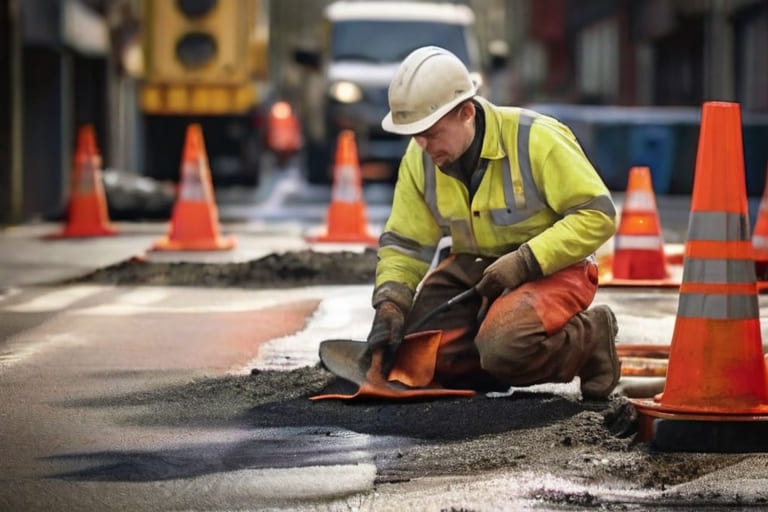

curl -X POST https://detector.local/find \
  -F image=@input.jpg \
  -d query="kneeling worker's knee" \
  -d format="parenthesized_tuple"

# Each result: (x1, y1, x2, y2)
(475, 332, 527, 381)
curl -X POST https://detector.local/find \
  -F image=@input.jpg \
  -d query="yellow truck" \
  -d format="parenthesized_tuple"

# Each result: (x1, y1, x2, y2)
(140, 0, 271, 186)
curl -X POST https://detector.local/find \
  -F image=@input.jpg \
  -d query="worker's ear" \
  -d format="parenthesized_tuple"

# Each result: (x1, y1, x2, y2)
(458, 101, 475, 123)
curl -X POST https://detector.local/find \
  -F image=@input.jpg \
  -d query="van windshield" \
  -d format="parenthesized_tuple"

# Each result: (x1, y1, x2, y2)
(331, 20, 471, 65)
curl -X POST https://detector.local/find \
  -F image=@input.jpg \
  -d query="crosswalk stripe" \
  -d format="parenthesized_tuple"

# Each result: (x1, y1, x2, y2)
(4, 285, 104, 312)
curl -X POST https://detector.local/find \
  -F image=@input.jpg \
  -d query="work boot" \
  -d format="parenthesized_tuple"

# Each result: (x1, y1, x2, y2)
(579, 305, 620, 399)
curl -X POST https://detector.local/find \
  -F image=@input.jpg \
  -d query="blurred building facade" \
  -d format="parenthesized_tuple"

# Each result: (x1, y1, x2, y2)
(511, 0, 768, 110)
(270, 0, 767, 110)
(2, 0, 768, 223)
(2, 0, 132, 224)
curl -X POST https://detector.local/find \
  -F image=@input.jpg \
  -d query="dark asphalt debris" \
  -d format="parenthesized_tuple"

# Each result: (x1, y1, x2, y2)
(47, 250, 764, 505)
(54, 364, 742, 497)
(57, 249, 379, 288)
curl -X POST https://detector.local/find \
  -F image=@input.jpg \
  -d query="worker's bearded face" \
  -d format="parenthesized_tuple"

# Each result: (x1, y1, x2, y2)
(413, 104, 475, 168)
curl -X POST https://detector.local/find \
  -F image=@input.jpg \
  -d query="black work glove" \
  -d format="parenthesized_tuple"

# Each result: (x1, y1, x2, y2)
(475, 244, 542, 299)
(366, 300, 406, 373)
(363, 282, 413, 378)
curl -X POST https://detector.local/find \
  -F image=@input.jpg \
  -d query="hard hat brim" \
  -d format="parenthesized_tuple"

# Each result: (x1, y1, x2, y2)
(381, 87, 477, 135)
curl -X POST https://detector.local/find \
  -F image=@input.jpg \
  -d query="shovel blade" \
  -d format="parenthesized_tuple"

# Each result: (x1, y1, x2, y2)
(314, 333, 476, 401)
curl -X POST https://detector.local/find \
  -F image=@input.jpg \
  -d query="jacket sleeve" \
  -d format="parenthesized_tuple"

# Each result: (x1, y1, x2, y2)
(524, 118, 617, 275)
(375, 145, 445, 294)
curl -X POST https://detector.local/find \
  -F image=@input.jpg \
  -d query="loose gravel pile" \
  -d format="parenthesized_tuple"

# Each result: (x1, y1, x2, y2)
(60, 249, 379, 288)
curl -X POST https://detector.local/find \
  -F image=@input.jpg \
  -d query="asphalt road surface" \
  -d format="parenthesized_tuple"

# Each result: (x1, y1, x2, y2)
(3, 276, 768, 510)
(3, 169, 768, 510)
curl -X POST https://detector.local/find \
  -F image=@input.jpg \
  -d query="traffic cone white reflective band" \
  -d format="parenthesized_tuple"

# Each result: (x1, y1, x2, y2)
(76, 161, 97, 194)
(331, 164, 361, 203)
(614, 234, 663, 250)
(678, 293, 759, 319)
(683, 258, 756, 284)
(178, 162, 206, 201)
(753, 235, 768, 250)
(623, 190, 657, 211)
(687, 211, 749, 241)
(679, 210, 758, 319)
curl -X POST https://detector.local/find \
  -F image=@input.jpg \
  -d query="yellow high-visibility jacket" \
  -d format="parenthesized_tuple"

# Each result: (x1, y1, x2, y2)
(376, 98, 617, 293)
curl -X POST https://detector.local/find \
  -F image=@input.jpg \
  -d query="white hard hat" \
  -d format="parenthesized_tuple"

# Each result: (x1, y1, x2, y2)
(382, 46, 477, 135)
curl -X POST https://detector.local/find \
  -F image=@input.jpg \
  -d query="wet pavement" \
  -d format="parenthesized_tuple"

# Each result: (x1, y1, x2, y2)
(3, 173, 768, 510)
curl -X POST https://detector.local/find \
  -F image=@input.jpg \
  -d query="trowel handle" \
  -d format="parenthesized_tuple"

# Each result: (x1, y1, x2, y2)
(445, 287, 478, 307)
(408, 287, 479, 333)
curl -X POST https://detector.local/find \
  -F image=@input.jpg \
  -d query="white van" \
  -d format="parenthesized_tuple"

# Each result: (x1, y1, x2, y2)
(294, 1, 489, 184)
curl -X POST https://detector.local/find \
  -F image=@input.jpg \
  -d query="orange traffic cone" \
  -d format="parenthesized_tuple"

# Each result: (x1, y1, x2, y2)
(612, 166, 668, 279)
(599, 166, 681, 287)
(152, 124, 236, 251)
(308, 130, 378, 246)
(752, 164, 768, 283)
(631, 102, 768, 441)
(45, 125, 117, 238)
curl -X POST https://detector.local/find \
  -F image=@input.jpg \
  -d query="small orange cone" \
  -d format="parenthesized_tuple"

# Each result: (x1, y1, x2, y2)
(308, 130, 378, 246)
(45, 125, 117, 238)
(631, 102, 768, 439)
(612, 166, 669, 279)
(752, 164, 768, 284)
(598, 166, 681, 287)
(152, 124, 236, 251)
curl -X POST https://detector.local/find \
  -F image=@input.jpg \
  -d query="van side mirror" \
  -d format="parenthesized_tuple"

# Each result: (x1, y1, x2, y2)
(294, 48, 321, 70)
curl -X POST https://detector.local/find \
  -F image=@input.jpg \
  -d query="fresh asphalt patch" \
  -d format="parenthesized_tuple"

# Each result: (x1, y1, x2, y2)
(49, 364, 743, 501)
(44, 250, 768, 507)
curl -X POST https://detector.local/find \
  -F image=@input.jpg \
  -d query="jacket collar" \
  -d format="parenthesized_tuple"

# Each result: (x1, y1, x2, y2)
(475, 96, 508, 162)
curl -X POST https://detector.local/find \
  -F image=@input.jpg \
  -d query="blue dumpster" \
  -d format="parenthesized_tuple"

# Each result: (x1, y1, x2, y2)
(629, 125, 676, 194)
(527, 104, 768, 197)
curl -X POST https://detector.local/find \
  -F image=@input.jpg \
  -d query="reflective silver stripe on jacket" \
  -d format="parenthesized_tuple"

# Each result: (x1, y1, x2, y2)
(379, 231, 437, 263)
(422, 112, 547, 228)
(489, 112, 547, 225)
(678, 211, 758, 319)
(562, 195, 616, 218)
(422, 151, 451, 235)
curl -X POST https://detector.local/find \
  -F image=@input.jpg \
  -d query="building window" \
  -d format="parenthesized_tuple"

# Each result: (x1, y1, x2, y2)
(576, 18, 619, 104)
(738, 8, 768, 111)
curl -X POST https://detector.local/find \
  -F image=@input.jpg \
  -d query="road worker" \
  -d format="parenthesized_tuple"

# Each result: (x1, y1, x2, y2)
(365, 46, 620, 399)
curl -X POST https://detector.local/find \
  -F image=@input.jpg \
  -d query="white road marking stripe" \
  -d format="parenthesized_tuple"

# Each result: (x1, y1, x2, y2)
(0, 286, 20, 303)
(4, 285, 104, 312)
(1, 285, 357, 316)
(234, 286, 372, 373)
(116, 287, 170, 305)
(0, 333, 85, 367)
(75, 286, 351, 315)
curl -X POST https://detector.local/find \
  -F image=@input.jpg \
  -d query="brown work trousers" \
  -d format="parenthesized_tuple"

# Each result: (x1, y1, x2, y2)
(405, 253, 599, 390)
